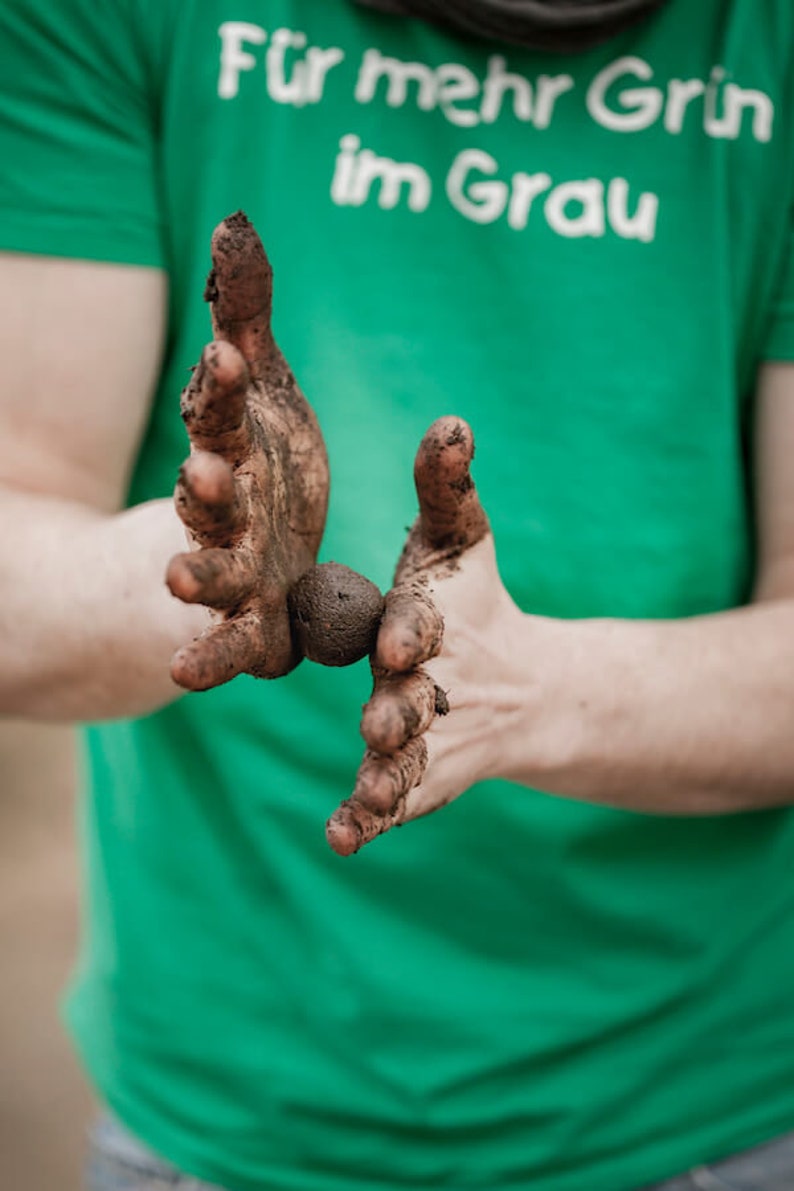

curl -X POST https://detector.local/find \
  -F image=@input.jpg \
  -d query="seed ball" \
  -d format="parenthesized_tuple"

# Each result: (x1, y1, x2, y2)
(288, 562, 385, 667)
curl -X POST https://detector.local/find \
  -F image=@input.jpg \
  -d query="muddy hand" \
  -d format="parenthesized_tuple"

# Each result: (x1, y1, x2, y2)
(167, 211, 333, 690)
(327, 416, 506, 857)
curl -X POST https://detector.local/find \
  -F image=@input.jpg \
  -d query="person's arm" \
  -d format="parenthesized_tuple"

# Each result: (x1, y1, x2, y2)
(0, 216, 335, 723)
(0, 9, 340, 720)
(328, 364, 794, 854)
(0, 252, 209, 721)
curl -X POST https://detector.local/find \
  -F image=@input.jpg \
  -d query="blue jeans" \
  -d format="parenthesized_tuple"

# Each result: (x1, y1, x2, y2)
(86, 1112, 794, 1191)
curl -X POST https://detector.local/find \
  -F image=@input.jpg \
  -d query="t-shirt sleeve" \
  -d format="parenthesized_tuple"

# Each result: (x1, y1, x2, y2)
(0, 0, 165, 268)
(762, 212, 794, 362)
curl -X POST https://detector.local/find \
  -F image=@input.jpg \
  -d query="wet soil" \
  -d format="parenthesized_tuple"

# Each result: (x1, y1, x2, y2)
(289, 562, 385, 667)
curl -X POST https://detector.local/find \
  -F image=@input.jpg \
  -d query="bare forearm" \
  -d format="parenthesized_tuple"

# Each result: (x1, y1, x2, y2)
(498, 599, 794, 813)
(0, 491, 208, 721)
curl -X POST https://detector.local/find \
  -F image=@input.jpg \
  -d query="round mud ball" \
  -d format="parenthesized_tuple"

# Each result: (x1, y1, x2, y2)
(288, 562, 385, 667)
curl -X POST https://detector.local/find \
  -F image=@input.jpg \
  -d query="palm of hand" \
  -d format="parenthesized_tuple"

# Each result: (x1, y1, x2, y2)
(167, 213, 329, 689)
(326, 418, 513, 856)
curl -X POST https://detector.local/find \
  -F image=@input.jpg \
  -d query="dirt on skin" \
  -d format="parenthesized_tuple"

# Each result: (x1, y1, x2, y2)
(289, 562, 385, 667)
(355, 736, 430, 814)
(168, 212, 332, 689)
(375, 582, 444, 672)
(359, 666, 439, 756)
(204, 210, 274, 368)
(334, 735, 430, 846)
(396, 417, 490, 581)
(171, 216, 483, 843)
(325, 416, 488, 857)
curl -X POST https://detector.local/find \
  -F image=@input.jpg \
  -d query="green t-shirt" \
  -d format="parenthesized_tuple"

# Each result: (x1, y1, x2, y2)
(3, 1, 794, 1187)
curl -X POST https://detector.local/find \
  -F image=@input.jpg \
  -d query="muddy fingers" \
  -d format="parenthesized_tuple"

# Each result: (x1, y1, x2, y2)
(170, 614, 270, 691)
(350, 737, 429, 816)
(174, 451, 246, 546)
(374, 583, 444, 673)
(181, 341, 252, 463)
(168, 213, 332, 687)
(206, 211, 275, 370)
(404, 416, 490, 566)
(166, 546, 257, 608)
(360, 668, 441, 755)
(325, 800, 401, 858)
(326, 416, 498, 857)
(326, 736, 430, 855)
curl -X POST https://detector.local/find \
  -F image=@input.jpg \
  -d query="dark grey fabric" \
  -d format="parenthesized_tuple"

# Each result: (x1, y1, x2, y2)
(355, 0, 670, 52)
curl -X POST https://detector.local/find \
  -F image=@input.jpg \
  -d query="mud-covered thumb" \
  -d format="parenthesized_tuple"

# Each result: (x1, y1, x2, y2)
(206, 211, 274, 359)
(413, 417, 490, 555)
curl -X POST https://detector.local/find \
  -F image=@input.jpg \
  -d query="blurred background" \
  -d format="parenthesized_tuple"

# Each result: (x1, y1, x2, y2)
(0, 721, 93, 1190)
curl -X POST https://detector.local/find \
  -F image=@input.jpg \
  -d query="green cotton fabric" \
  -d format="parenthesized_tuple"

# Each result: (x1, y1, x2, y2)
(2, 1, 794, 1188)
